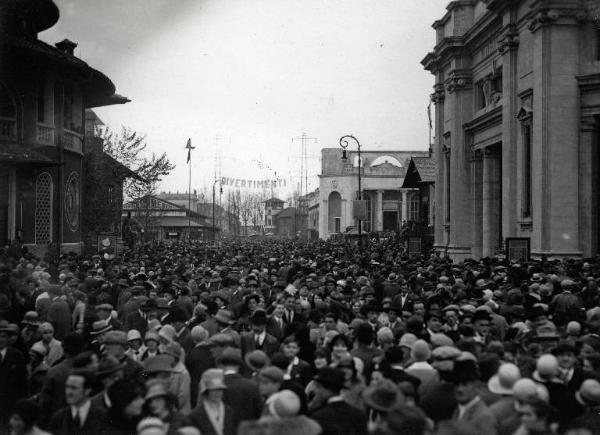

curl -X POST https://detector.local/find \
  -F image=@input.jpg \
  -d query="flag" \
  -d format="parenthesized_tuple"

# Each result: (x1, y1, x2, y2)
(185, 138, 193, 163)
(427, 102, 432, 130)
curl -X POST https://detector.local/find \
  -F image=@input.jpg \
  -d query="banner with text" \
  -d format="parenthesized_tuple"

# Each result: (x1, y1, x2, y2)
(220, 177, 287, 190)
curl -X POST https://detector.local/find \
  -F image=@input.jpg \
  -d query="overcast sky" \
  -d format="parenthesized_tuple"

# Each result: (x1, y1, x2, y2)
(41, 0, 448, 199)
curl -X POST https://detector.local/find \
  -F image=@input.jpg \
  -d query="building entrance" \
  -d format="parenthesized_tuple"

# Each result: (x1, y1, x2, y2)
(383, 211, 398, 231)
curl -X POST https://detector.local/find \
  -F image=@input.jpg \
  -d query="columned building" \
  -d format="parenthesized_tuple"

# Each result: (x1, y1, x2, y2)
(0, 0, 128, 254)
(423, 0, 600, 259)
(318, 148, 429, 239)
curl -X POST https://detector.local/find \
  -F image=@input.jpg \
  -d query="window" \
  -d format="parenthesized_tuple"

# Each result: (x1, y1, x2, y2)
(328, 191, 342, 233)
(37, 80, 45, 123)
(522, 123, 532, 218)
(408, 193, 420, 222)
(35, 172, 53, 245)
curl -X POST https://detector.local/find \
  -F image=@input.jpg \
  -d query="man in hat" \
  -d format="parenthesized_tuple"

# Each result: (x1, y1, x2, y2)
(91, 355, 124, 412)
(186, 325, 215, 408)
(215, 309, 240, 348)
(125, 299, 157, 335)
(95, 303, 123, 332)
(103, 330, 143, 385)
(0, 320, 28, 430)
(447, 359, 497, 434)
(46, 285, 72, 341)
(241, 310, 279, 357)
(567, 379, 600, 432)
(553, 340, 586, 392)
(166, 305, 194, 355)
(217, 347, 263, 422)
(309, 367, 367, 435)
(39, 332, 86, 427)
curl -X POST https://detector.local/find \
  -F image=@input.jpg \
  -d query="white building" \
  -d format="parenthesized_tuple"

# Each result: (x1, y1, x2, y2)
(318, 148, 429, 238)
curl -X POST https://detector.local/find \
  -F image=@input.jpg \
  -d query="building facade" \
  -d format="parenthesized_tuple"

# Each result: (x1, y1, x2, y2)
(0, 0, 128, 254)
(423, 0, 600, 259)
(123, 195, 214, 241)
(263, 197, 285, 234)
(318, 148, 429, 239)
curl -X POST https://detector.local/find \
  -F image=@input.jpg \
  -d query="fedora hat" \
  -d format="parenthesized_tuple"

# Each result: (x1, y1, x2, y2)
(21, 311, 40, 326)
(244, 350, 269, 372)
(144, 380, 170, 401)
(200, 368, 227, 393)
(91, 319, 112, 336)
(97, 356, 126, 377)
(103, 331, 128, 346)
(362, 379, 405, 412)
(215, 309, 233, 325)
(313, 367, 345, 393)
(144, 355, 174, 374)
(444, 359, 480, 384)
(551, 340, 577, 356)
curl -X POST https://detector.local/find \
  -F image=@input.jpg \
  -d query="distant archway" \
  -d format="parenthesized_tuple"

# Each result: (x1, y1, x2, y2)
(328, 191, 341, 233)
(370, 155, 402, 167)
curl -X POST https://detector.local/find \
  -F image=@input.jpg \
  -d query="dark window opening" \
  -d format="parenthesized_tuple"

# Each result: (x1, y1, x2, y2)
(523, 124, 532, 218)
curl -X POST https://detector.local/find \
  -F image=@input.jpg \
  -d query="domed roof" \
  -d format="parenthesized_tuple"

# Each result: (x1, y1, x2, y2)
(0, 0, 59, 35)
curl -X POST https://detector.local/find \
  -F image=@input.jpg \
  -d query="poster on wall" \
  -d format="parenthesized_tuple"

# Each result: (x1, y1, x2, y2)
(353, 200, 368, 220)
(98, 234, 118, 260)
(408, 237, 422, 255)
(505, 237, 530, 263)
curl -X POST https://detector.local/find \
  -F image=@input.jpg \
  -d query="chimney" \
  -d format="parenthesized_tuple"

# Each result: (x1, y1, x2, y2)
(55, 39, 77, 56)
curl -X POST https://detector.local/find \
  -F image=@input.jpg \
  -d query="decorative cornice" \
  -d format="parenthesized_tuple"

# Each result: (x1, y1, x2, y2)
(464, 105, 503, 132)
(577, 73, 600, 92)
(497, 24, 519, 54)
(431, 83, 446, 103)
(528, 2, 589, 33)
(445, 70, 473, 94)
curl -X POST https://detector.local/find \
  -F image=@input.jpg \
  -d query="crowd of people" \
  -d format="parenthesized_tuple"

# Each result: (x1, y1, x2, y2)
(1, 236, 600, 435)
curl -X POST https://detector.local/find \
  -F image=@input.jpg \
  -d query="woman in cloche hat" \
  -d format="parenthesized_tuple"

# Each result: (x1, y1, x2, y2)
(187, 369, 237, 435)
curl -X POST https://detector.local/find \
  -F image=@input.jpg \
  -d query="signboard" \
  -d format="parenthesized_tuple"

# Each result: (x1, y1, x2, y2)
(408, 237, 422, 255)
(353, 200, 368, 220)
(97, 234, 118, 260)
(505, 237, 530, 262)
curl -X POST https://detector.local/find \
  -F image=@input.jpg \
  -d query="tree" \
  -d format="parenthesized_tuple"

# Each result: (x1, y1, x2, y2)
(99, 126, 175, 201)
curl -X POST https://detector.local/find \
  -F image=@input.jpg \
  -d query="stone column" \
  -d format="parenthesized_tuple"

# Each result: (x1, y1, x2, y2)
(470, 150, 483, 259)
(7, 168, 16, 242)
(401, 190, 408, 224)
(579, 117, 599, 257)
(376, 190, 383, 231)
(482, 147, 501, 257)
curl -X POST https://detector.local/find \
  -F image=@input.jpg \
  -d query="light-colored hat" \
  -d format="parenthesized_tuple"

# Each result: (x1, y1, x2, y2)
(127, 329, 142, 342)
(399, 333, 417, 350)
(576, 379, 600, 406)
(488, 363, 521, 396)
(200, 368, 227, 394)
(266, 390, 301, 418)
(145, 380, 170, 401)
(215, 309, 233, 325)
(158, 324, 177, 342)
(136, 417, 166, 435)
(410, 340, 431, 362)
(190, 325, 209, 343)
(91, 319, 112, 336)
(536, 354, 559, 378)
(30, 342, 47, 356)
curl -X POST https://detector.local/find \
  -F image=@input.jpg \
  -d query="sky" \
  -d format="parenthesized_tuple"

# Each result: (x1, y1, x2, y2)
(41, 0, 449, 199)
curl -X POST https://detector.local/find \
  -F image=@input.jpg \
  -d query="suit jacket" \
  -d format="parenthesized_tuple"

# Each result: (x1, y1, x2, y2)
(39, 357, 74, 425)
(176, 326, 194, 356)
(48, 402, 106, 435)
(266, 316, 285, 341)
(47, 298, 72, 341)
(185, 343, 215, 408)
(240, 331, 280, 357)
(188, 401, 237, 435)
(310, 400, 368, 435)
(288, 358, 313, 387)
(223, 372, 263, 422)
(392, 293, 415, 313)
(0, 346, 28, 420)
(453, 397, 498, 435)
(125, 311, 148, 336)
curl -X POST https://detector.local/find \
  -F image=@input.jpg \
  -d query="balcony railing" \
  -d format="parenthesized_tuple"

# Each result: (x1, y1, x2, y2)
(0, 117, 16, 140)
(62, 129, 83, 154)
(36, 123, 55, 145)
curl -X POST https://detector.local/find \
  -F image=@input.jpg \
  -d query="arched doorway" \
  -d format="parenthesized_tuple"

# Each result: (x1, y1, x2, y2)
(328, 191, 341, 233)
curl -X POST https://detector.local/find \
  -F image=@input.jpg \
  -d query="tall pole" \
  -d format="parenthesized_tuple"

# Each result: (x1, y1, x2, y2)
(212, 179, 221, 241)
(340, 135, 362, 248)
(185, 138, 194, 241)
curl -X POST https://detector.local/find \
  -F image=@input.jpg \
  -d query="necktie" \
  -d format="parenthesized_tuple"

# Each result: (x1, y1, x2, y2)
(255, 335, 261, 348)
(73, 411, 81, 428)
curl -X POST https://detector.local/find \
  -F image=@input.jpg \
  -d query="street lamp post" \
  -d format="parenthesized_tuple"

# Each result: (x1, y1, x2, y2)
(212, 179, 222, 241)
(339, 135, 362, 247)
